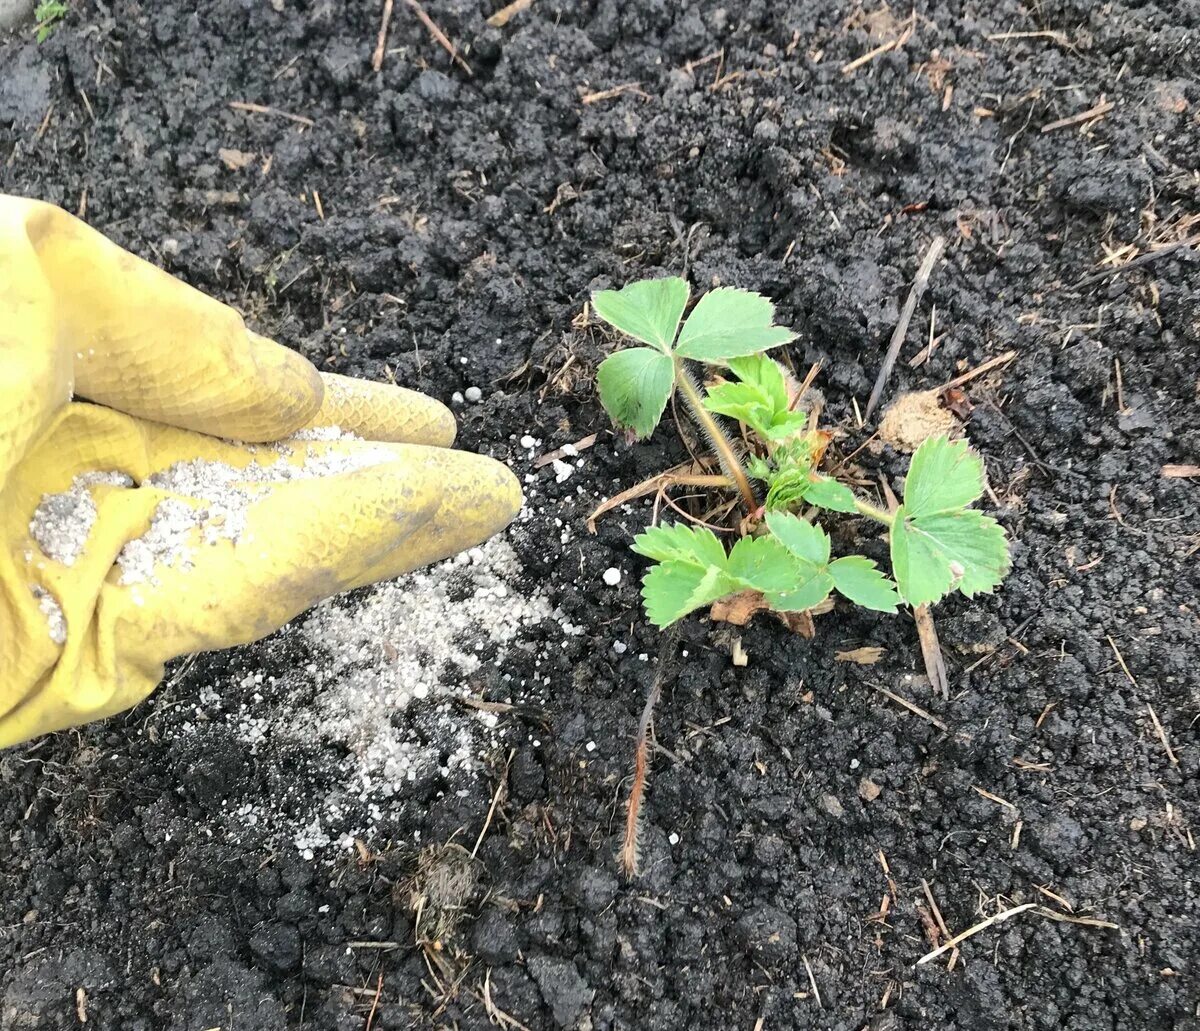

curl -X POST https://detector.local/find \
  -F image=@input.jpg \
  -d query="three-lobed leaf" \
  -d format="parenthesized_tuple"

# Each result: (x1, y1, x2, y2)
(641, 562, 734, 628)
(890, 435, 1010, 606)
(592, 277, 690, 353)
(674, 288, 796, 361)
(891, 509, 1010, 605)
(596, 347, 674, 439)
(767, 511, 900, 612)
(765, 511, 830, 565)
(726, 536, 803, 597)
(704, 354, 808, 441)
(802, 474, 858, 513)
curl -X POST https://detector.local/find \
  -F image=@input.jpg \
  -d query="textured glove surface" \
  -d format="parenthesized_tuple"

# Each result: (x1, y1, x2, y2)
(0, 196, 522, 747)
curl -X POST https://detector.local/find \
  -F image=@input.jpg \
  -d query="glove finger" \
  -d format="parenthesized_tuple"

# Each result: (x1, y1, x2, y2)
(2, 463, 443, 746)
(302, 372, 457, 447)
(343, 444, 523, 589)
(108, 445, 518, 681)
(11, 196, 323, 441)
(0, 198, 73, 486)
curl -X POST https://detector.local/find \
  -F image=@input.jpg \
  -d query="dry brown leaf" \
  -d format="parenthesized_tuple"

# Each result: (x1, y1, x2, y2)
(711, 589, 769, 626)
(859, 777, 882, 801)
(879, 390, 957, 451)
(218, 147, 256, 171)
(710, 591, 822, 638)
(835, 646, 886, 665)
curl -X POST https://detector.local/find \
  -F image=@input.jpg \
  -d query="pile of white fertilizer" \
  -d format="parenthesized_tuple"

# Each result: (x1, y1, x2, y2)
(179, 531, 558, 858)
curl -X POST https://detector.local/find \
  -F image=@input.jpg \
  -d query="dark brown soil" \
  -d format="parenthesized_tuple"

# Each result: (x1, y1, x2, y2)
(2, 2, 1198, 1029)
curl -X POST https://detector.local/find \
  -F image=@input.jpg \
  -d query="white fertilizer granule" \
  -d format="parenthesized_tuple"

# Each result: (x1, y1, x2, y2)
(28, 471, 134, 566)
(114, 436, 395, 586)
(30, 585, 67, 644)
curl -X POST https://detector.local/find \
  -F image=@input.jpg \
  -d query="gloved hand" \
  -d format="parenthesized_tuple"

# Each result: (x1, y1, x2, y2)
(0, 195, 522, 748)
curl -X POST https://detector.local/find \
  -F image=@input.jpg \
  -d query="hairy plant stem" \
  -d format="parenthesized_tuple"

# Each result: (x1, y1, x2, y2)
(854, 498, 895, 527)
(671, 355, 758, 513)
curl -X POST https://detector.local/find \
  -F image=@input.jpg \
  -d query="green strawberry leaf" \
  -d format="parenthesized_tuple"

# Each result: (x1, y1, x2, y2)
(902, 435, 985, 516)
(631, 523, 727, 567)
(760, 512, 834, 611)
(802, 474, 858, 513)
(596, 347, 674, 439)
(762, 413, 810, 440)
(674, 287, 796, 361)
(725, 535, 804, 596)
(828, 556, 901, 613)
(641, 562, 735, 628)
(891, 507, 1010, 606)
(765, 566, 834, 612)
(702, 380, 774, 432)
(765, 511, 831, 565)
(726, 354, 789, 413)
(592, 277, 690, 353)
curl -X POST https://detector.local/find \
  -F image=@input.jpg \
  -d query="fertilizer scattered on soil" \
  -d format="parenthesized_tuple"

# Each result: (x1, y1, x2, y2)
(171, 528, 559, 857)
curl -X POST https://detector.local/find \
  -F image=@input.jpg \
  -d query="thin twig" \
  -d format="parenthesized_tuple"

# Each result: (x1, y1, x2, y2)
(914, 604, 949, 699)
(841, 14, 916, 74)
(486, 0, 533, 27)
(802, 955, 823, 1008)
(403, 0, 473, 76)
(1146, 705, 1179, 765)
(939, 350, 1018, 391)
(586, 466, 729, 531)
(865, 236, 946, 420)
(365, 974, 384, 1031)
(1040, 99, 1113, 134)
(372, 0, 395, 73)
(472, 749, 516, 858)
(870, 683, 948, 731)
(229, 101, 314, 126)
(1070, 232, 1200, 290)
(1161, 464, 1200, 478)
(621, 627, 681, 877)
(921, 878, 960, 967)
(1106, 634, 1138, 686)
(916, 903, 1036, 965)
(581, 82, 650, 104)
(533, 432, 599, 469)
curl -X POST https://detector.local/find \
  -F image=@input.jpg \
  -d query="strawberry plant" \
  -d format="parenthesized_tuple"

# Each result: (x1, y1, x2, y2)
(593, 276, 1010, 626)
(590, 276, 1011, 874)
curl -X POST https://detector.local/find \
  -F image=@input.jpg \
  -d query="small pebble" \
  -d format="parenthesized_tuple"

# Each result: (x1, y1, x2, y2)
(669, 832, 680, 845)
(585, 741, 596, 752)
(451, 391, 464, 404)
(464, 386, 482, 403)
(612, 641, 627, 654)
(602, 567, 621, 586)
(520, 435, 537, 449)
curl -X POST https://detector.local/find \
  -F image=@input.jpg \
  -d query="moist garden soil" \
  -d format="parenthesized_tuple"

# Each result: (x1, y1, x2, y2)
(2, 1, 1199, 1028)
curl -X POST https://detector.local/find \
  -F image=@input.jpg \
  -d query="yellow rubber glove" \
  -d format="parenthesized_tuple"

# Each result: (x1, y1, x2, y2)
(0, 195, 522, 748)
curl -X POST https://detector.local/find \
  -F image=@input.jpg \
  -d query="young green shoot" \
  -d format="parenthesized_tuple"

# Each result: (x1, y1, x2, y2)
(34, 0, 67, 41)
(593, 277, 795, 513)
